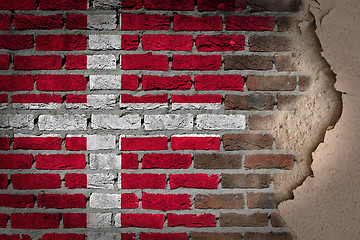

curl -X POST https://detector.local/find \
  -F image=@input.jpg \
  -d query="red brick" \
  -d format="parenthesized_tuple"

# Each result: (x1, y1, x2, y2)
(65, 137, 86, 150)
(198, 0, 246, 11)
(143, 35, 193, 51)
(37, 194, 86, 209)
(0, 137, 10, 150)
(247, 75, 297, 91)
(171, 135, 221, 150)
(122, 193, 139, 208)
(121, 213, 165, 229)
(0, 234, 32, 240)
(172, 55, 222, 70)
(122, 53, 168, 71)
(0, 0, 37, 10)
(192, 232, 242, 240)
(66, 55, 87, 70)
(245, 154, 295, 170)
(15, 15, 63, 30)
(0, 75, 34, 91)
(14, 55, 62, 70)
(224, 55, 273, 70)
(145, 0, 194, 10)
(65, 173, 87, 189)
(121, 136, 168, 151)
(194, 154, 242, 169)
(11, 213, 61, 229)
(36, 154, 86, 170)
(62, 213, 86, 228)
(122, 0, 142, 9)
(0, 213, 8, 228)
(14, 136, 62, 150)
(222, 174, 271, 188)
(142, 192, 191, 211)
(170, 174, 219, 189)
(0, 174, 8, 189)
(274, 55, 298, 71)
(220, 212, 268, 227)
(39, 0, 87, 10)
(247, 192, 279, 209)
(226, 16, 275, 31)
(36, 75, 87, 91)
(299, 76, 311, 91)
(0, 54, 10, 70)
(122, 75, 139, 90)
(142, 153, 191, 169)
(140, 233, 188, 240)
(195, 194, 244, 209)
(143, 75, 191, 91)
(121, 153, 139, 169)
(36, 35, 86, 51)
(0, 15, 11, 30)
(174, 14, 222, 31)
(66, 14, 87, 30)
(270, 213, 287, 227)
(277, 16, 299, 32)
(195, 75, 244, 91)
(122, 35, 139, 50)
(12, 174, 61, 190)
(223, 134, 273, 150)
(225, 94, 275, 110)
(0, 194, 35, 208)
(0, 154, 33, 169)
(249, 35, 292, 52)
(121, 14, 170, 30)
(0, 94, 7, 103)
(168, 213, 216, 227)
(196, 35, 245, 51)
(39, 233, 85, 240)
(244, 232, 293, 240)
(121, 173, 166, 189)
(248, 0, 300, 12)
(173, 94, 222, 103)
(249, 114, 275, 130)
(121, 94, 168, 103)
(0, 35, 33, 50)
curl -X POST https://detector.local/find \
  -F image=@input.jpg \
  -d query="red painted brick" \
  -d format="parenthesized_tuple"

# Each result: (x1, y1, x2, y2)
(12, 174, 61, 190)
(14, 55, 62, 70)
(0, 137, 10, 150)
(122, 53, 168, 71)
(122, 75, 139, 90)
(0, 194, 35, 208)
(36, 154, 86, 170)
(36, 75, 87, 91)
(0, 94, 7, 103)
(121, 94, 168, 103)
(67, 14, 87, 30)
(0, 174, 8, 189)
(14, 136, 61, 150)
(143, 192, 191, 211)
(170, 174, 219, 189)
(121, 136, 168, 151)
(122, 173, 166, 189)
(122, 233, 137, 240)
(173, 94, 222, 103)
(65, 173, 87, 189)
(167, 213, 216, 227)
(0, 54, 10, 70)
(0, 213, 8, 228)
(62, 213, 86, 228)
(39, 233, 85, 240)
(143, 35, 193, 51)
(145, 0, 194, 10)
(0, 15, 11, 30)
(36, 35, 86, 51)
(39, 0, 87, 10)
(198, 0, 246, 11)
(245, 154, 295, 170)
(195, 75, 245, 91)
(122, 14, 170, 30)
(12, 94, 62, 104)
(11, 213, 61, 229)
(66, 55, 87, 70)
(174, 14, 222, 31)
(37, 194, 86, 209)
(196, 35, 245, 51)
(0, 35, 33, 50)
(0, 154, 33, 169)
(15, 15, 63, 30)
(122, 0, 142, 9)
(122, 35, 139, 50)
(142, 75, 191, 91)
(244, 232, 293, 240)
(172, 55, 222, 71)
(121, 213, 165, 229)
(142, 153, 191, 169)
(0, 75, 34, 91)
(140, 233, 188, 240)
(122, 193, 139, 208)
(121, 153, 139, 169)
(226, 16, 276, 31)
(0, 0, 37, 10)
(171, 136, 221, 150)
(65, 137, 86, 150)
(0, 234, 32, 240)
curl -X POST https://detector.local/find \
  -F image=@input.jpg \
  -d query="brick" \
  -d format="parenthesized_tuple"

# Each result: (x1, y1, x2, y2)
(172, 55, 221, 71)
(277, 16, 299, 32)
(140, 233, 188, 240)
(0, 234, 31, 240)
(0, 54, 10, 70)
(87, 173, 115, 189)
(91, 114, 140, 130)
(244, 232, 293, 240)
(192, 232, 242, 240)
(15, 15, 63, 30)
(174, 14, 222, 31)
(88, 15, 116, 30)
(87, 233, 121, 240)
(0, 174, 8, 189)
(220, 213, 268, 227)
(87, 55, 116, 69)
(168, 213, 216, 228)
(0, 137, 10, 150)
(194, 154, 242, 169)
(0, 0, 37, 10)
(40, 234, 85, 240)
(38, 114, 87, 131)
(222, 174, 271, 188)
(122, 0, 143, 9)
(36, 154, 85, 170)
(122, 193, 139, 208)
(145, 114, 193, 130)
(170, 174, 218, 189)
(143, 35, 193, 51)
(12, 94, 62, 110)
(66, 94, 117, 110)
(67, 14, 87, 30)
(120, 94, 168, 110)
(39, 0, 87, 10)
(14, 55, 62, 70)
(0, 35, 33, 50)
(196, 35, 245, 51)
(90, 154, 120, 170)
(122, 53, 168, 70)
(0, 15, 10, 30)
(120, 213, 165, 229)
(66, 135, 115, 150)
(0, 75, 34, 91)
(195, 194, 244, 209)
(89, 75, 138, 90)
(93, 0, 120, 9)
(0, 114, 34, 130)
(36, 75, 86, 91)
(0, 154, 33, 169)
(36, 35, 86, 51)
(87, 213, 111, 228)
(172, 94, 222, 110)
(197, 0, 246, 11)
(121, 173, 166, 189)
(196, 114, 246, 130)
(195, 75, 244, 91)
(247, 75, 297, 91)
(38, 194, 86, 209)
(271, 213, 287, 227)
(65, 137, 86, 150)
(122, 35, 139, 50)
(249, 35, 292, 52)
(66, 55, 87, 69)
(225, 94, 275, 110)
(277, 95, 300, 110)
(142, 153, 191, 169)
(248, 0, 300, 12)
(122, 14, 170, 30)
(65, 173, 87, 189)
(11, 213, 61, 229)
(145, 0, 194, 10)
(63, 213, 86, 228)
(245, 154, 295, 170)
(249, 114, 275, 130)
(224, 134, 273, 150)
(0, 213, 8, 228)
(89, 35, 121, 50)
(142, 192, 191, 211)
(14, 136, 62, 150)
(122, 153, 139, 169)
(0, 194, 35, 208)
(299, 76, 311, 91)
(226, 16, 275, 31)
(120, 136, 168, 151)
(224, 55, 273, 70)
(171, 135, 220, 150)
(90, 193, 121, 209)
(275, 56, 298, 71)
(247, 192, 279, 209)
(143, 75, 191, 90)
(12, 174, 61, 189)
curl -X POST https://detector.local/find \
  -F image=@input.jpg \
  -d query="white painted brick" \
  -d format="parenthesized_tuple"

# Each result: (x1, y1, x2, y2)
(12, 103, 61, 110)
(91, 114, 141, 130)
(114, 213, 121, 228)
(119, 103, 167, 110)
(38, 114, 87, 131)
(67, 134, 116, 150)
(93, 0, 121, 9)
(87, 233, 121, 240)
(89, 193, 121, 209)
(87, 173, 115, 189)
(144, 114, 193, 130)
(196, 114, 246, 130)
(88, 15, 117, 30)
(0, 114, 34, 130)
(90, 75, 121, 90)
(90, 153, 121, 170)
(87, 55, 116, 70)
(15, 133, 61, 138)
(66, 95, 116, 110)
(87, 213, 112, 228)
(172, 102, 221, 110)
(89, 35, 121, 50)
